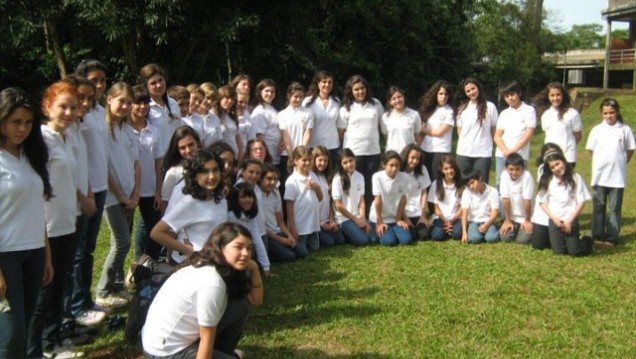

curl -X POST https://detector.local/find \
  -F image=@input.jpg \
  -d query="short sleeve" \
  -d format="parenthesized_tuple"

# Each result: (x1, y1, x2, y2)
(306, 112, 315, 129)
(413, 112, 422, 134)
(283, 176, 299, 201)
(460, 190, 470, 209)
(380, 113, 389, 135)
(427, 181, 438, 203)
(521, 173, 534, 200)
(337, 107, 349, 129)
(499, 174, 511, 198)
(331, 175, 343, 200)
(489, 188, 500, 208)
(162, 196, 193, 233)
(626, 126, 636, 150)
(371, 172, 382, 197)
(571, 111, 583, 132)
(574, 174, 591, 203)
(196, 285, 227, 327)
(487, 102, 499, 128)
(277, 112, 286, 130)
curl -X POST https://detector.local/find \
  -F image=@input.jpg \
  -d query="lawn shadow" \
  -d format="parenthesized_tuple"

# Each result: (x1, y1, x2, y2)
(241, 345, 390, 358)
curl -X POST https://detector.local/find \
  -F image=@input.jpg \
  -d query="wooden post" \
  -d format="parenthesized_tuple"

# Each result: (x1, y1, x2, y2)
(604, 19, 611, 89)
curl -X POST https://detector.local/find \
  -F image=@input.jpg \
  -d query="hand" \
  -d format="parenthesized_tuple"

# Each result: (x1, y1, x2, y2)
(500, 220, 514, 236)
(246, 259, 259, 272)
(561, 220, 572, 234)
(0, 269, 6, 298)
(376, 223, 388, 237)
(478, 223, 489, 234)
(354, 216, 367, 229)
(183, 238, 195, 255)
(42, 257, 54, 286)
(397, 220, 410, 231)
(80, 196, 97, 217)
(521, 221, 533, 234)
(153, 193, 162, 211)
(418, 217, 432, 228)
(461, 233, 468, 243)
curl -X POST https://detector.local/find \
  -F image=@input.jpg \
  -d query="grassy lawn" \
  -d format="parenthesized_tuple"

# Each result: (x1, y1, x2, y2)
(83, 95, 636, 358)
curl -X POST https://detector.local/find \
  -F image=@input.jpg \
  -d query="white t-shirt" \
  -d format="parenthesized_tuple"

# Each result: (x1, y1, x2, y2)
(331, 171, 365, 224)
(0, 149, 46, 252)
(461, 184, 500, 222)
(315, 173, 331, 222)
(381, 107, 422, 153)
(420, 105, 454, 153)
(586, 120, 636, 188)
(164, 191, 228, 264)
(105, 123, 139, 208)
(531, 165, 549, 226)
(183, 113, 207, 146)
(238, 113, 256, 151)
(161, 165, 183, 202)
(541, 107, 582, 163)
(495, 102, 536, 160)
(284, 170, 321, 235)
(228, 211, 270, 271)
(537, 173, 590, 220)
(68, 122, 89, 212)
(338, 99, 384, 156)
(368, 171, 409, 224)
(217, 112, 240, 155)
(303, 96, 340, 150)
(200, 112, 223, 148)
(142, 265, 227, 356)
(149, 97, 186, 157)
(499, 170, 534, 223)
(80, 104, 108, 192)
(260, 187, 283, 233)
(251, 103, 281, 164)
(133, 122, 162, 197)
(278, 105, 314, 156)
(42, 126, 77, 237)
(427, 180, 461, 220)
(455, 101, 498, 158)
(403, 168, 431, 218)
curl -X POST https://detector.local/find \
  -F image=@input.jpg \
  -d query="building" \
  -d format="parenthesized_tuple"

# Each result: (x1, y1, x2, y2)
(602, 0, 636, 89)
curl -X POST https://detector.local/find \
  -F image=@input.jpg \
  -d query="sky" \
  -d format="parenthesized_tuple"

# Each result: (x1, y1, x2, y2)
(543, 0, 628, 32)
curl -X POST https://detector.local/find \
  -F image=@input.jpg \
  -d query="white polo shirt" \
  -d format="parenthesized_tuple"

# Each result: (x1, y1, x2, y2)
(183, 113, 206, 144)
(381, 107, 422, 153)
(420, 105, 454, 153)
(303, 96, 340, 150)
(368, 171, 409, 224)
(531, 165, 549, 226)
(427, 180, 461, 220)
(541, 107, 582, 163)
(499, 170, 534, 223)
(404, 167, 431, 218)
(216, 111, 240, 155)
(0, 149, 46, 252)
(338, 99, 384, 156)
(537, 173, 590, 220)
(260, 187, 283, 233)
(456, 101, 498, 158)
(284, 170, 321, 235)
(133, 122, 162, 197)
(586, 120, 636, 188)
(495, 102, 536, 160)
(68, 122, 89, 202)
(105, 123, 139, 208)
(149, 97, 186, 157)
(315, 173, 331, 222)
(278, 105, 315, 156)
(461, 184, 500, 222)
(80, 104, 108, 192)
(228, 211, 270, 272)
(238, 113, 256, 151)
(331, 171, 365, 225)
(251, 103, 281, 164)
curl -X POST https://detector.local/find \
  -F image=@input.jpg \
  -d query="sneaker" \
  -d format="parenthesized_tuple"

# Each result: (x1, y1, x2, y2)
(234, 349, 245, 359)
(43, 344, 85, 359)
(95, 294, 128, 308)
(92, 303, 113, 315)
(61, 332, 92, 346)
(75, 309, 107, 327)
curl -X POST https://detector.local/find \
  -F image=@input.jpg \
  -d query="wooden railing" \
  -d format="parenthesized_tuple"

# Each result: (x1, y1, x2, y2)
(610, 48, 635, 63)
(608, 0, 635, 9)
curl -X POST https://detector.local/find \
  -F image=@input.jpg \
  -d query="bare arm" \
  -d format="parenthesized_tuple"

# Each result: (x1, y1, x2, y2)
(246, 260, 264, 306)
(150, 220, 193, 255)
(196, 326, 216, 359)
(423, 123, 452, 137)
(507, 127, 535, 154)
(302, 128, 312, 147)
(573, 131, 582, 144)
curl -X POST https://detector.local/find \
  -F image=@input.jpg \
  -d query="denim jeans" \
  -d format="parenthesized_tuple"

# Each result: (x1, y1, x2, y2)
(267, 233, 307, 262)
(408, 217, 431, 241)
(0, 248, 45, 359)
(68, 190, 106, 316)
(430, 218, 462, 241)
(27, 233, 76, 357)
(339, 220, 376, 246)
(319, 229, 346, 247)
(456, 155, 492, 185)
(548, 219, 592, 257)
(592, 186, 624, 243)
(467, 221, 500, 244)
(355, 154, 381, 217)
(97, 204, 133, 297)
(135, 196, 163, 260)
(298, 232, 320, 252)
(372, 223, 412, 246)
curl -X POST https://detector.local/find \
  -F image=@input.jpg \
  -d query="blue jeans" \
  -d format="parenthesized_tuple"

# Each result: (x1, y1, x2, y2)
(372, 223, 412, 246)
(356, 154, 381, 217)
(97, 204, 133, 297)
(467, 221, 500, 244)
(27, 233, 76, 357)
(456, 155, 492, 185)
(339, 220, 377, 246)
(68, 190, 106, 316)
(298, 232, 320, 252)
(319, 229, 346, 247)
(135, 196, 163, 260)
(430, 218, 462, 241)
(592, 186, 624, 243)
(267, 233, 307, 262)
(0, 248, 45, 359)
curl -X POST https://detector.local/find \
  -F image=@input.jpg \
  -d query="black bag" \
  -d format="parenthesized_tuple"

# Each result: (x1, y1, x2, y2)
(124, 255, 174, 344)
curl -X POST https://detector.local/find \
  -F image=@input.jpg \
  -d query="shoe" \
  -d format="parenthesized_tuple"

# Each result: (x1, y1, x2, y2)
(61, 333, 92, 346)
(43, 344, 85, 358)
(75, 309, 107, 327)
(95, 294, 128, 308)
(234, 349, 245, 359)
(92, 303, 113, 315)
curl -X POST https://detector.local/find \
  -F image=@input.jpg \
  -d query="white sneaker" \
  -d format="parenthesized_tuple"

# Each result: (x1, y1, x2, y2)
(234, 349, 245, 359)
(95, 294, 128, 308)
(43, 344, 85, 358)
(75, 309, 107, 327)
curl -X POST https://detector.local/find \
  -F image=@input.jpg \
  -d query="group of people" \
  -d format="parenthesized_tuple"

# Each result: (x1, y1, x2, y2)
(1, 58, 634, 359)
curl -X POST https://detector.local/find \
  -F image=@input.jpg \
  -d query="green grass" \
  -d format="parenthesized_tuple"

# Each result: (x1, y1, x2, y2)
(83, 95, 636, 358)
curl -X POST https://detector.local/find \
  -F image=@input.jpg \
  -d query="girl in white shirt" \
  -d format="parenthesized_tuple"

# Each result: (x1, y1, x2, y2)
(237, 91, 255, 152)
(419, 80, 454, 180)
(400, 144, 432, 241)
(214, 85, 243, 161)
(538, 151, 593, 256)
(160, 126, 201, 212)
(369, 151, 411, 246)
(143, 223, 262, 359)
(285, 146, 323, 254)
(210, 141, 237, 198)
(530, 143, 563, 251)
(533, 82, 582, 166)
(381, 86, 421, 154)
(251, 79, 281, 166)
(332, 148, 376, 246)
(454, 78, 498, 184)
(96, 82, 140, 308)
(428, 156, 464, 241)
(151, 149, 228, 264)
(338, 75, 384, 213)
(279, 82, 314, 181)
(303, 71, 341, 165)
(0, 87, 54, 358)
(586, 98, 636, 246)
(312, 146, 345, 247)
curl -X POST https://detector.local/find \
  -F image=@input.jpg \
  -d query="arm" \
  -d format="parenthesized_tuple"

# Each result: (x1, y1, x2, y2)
(129, 160, 142, 209)
(42, 234, 53, 285)
(562, 202, 585, 234)
(246, 260, 264, 306)
(499, 198, 514, 235)
(374, 195, 387, 236)
(493, 129, 508, 156)
(423, 123, 452, 137)
(396, 195, 410, 230)
(478, 208, 499, 234)
(281, 129, 292, 155)
(521, 199, 533, 234)
(0, 267, 5, 298)
(274, 211, 296, 246)
(154, 158, 163, 210)
(573, 131, 582, 144)
(150, 220, 194, 256)
(235, 134, 244, 164)
(286, 201, 298, 239)
(196, 326, 216, 359)
(108, 171, 131, 206)
(461, 207, 469, 243)
(507, 127, 535, 154)
(628, 150, 634, 164)
(417, 189, 431, 227)
(302, 128, 312, 148)
(77, 187, 97, 217)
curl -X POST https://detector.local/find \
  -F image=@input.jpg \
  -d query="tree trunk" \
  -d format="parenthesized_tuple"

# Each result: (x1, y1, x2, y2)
(44, 19, 68, 79)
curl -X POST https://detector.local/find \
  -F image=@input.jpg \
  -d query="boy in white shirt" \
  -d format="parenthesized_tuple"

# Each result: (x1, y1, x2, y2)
(499, 153, 534, 244)
(461, 169, 500, 244)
